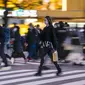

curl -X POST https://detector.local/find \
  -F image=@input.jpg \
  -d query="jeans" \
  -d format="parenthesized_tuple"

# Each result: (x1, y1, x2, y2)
(28, 43, 37, 59)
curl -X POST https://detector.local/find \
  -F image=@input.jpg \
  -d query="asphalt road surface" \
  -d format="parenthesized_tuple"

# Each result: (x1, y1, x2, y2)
(0, 58, 85, 85)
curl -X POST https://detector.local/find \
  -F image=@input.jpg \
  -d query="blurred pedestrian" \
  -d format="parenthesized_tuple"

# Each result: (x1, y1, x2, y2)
(54, 21, 69, 61)
(0, 26, 8, 67)
(11, 26, 27, 64)
(26, 23, 38, 61)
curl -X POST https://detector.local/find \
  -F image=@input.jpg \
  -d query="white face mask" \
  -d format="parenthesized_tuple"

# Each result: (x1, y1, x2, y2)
(13, 28, 17, 32)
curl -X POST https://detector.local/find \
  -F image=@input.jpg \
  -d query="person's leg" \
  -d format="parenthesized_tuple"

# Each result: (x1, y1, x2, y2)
(49, 51, 62, 76)
(0, 43, 8, 67)
(5, 54, 11, 59)
(32, 44, 38, 60)
(27, 45, 32, 60)
(35, 47, 47, 76)
(35, 56, 44, 76)
(21, 52, 27, 63)
(11, 51, 16, 64)
(53, 62, 62, 76)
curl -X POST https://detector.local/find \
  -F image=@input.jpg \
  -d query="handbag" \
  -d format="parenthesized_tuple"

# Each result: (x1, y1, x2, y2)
(52, 50, 58, 62)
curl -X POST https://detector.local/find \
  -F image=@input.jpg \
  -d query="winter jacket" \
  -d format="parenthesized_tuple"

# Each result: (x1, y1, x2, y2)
(39, 25, 58, 50)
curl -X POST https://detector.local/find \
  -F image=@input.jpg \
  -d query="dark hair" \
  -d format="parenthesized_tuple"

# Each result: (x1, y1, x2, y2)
(29, 23, 33, 26)
(58, 21, 64, 28)
(45, 16, 52, 25)
(36, 24, 40, 27)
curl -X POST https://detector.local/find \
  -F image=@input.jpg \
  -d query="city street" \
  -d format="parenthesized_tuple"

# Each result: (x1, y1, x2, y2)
(0, 0, 85, 85)
(0, 58, 85, 85)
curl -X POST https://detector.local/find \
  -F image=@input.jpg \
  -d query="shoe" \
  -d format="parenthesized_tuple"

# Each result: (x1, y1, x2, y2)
(78, 63, 84, 66)
(57, 70, 62, 76)
(11, 57, 14, 64)
(27, 57, 32, 62)
(34, 72, 42, 76)
(0, 62, 5, 66)
(73, 63, 84, 66)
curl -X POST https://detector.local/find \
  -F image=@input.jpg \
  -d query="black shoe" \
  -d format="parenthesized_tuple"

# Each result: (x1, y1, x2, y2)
(73, 63, 84, 66)
(57, 70, 62, 76)
(34, 73, 42, 76)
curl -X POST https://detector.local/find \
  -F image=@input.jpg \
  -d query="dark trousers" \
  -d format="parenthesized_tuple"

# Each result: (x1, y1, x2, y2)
(0, 42, 8, 66)
(11, 51, 26, 60)
(28, 43, 37, 59)
(37, 47, 61, 73)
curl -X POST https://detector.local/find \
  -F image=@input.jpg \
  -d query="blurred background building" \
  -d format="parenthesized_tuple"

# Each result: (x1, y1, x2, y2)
(0, 0, 85, 35)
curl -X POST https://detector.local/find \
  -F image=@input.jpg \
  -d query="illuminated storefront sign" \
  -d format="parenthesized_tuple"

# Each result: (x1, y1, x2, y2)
(12, 10, 37, 17)
(0, 0, 67, 11)
(62, 0, 67, 11)
(24, 18, 38, 23)
(0, 10, 37, 17)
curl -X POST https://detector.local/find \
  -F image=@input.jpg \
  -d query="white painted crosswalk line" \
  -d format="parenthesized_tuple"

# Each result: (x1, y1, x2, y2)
(0, 70, 85, 85)
(0, 70, 84, 80)
(18, 71, 85, 85)
(0, 66, 11, 71)
(0, 70, 57, 80)
(0, 70, 33, 76)
(13, 63, 25, 65)
(61, 80, 85, 85)
(27, 62, 40, 65)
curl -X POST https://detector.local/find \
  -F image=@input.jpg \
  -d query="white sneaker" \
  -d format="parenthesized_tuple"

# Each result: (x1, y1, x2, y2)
(11, 58, 15, 64)
(0, 62, 5, 66)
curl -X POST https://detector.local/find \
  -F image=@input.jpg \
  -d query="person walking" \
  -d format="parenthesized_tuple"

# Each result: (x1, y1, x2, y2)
(0, 26, 8, 67)
(35, 16, 62, 76)
(11, 26, 27, 64)
(26, 23, 38, 61)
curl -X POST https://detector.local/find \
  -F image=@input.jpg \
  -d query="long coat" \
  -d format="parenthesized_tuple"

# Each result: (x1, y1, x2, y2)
(13, 30, 23, 53)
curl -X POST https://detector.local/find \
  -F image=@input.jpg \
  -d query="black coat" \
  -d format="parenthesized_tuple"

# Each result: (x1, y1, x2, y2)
(26, 28, 38, 45)
(39, 25, 58, 49)
(13, 31, 23, 52)
(0, 26, 5, 43)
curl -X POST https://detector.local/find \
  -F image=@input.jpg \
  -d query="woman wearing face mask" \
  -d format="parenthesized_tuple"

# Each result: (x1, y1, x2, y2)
(11, 26, 27, 64)
(35, 16, 62, 76)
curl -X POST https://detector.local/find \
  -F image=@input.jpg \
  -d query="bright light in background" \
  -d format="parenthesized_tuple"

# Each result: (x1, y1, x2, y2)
(0, 10, 37, 17)
(62, 0, 67, 11)
(9, 24, 28, 36)
(68, 22, 85, 27)
(43, 0, 50, 3)
(0, 10, 5, 16)
(25, 18, 38, 24)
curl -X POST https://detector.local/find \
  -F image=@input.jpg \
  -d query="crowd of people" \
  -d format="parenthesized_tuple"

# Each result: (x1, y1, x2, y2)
(0, 16, 85, 76)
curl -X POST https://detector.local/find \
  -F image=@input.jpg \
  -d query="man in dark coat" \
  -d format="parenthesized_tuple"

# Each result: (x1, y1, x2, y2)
(0, 26, 8, 67)
(26, 23, 38, 60)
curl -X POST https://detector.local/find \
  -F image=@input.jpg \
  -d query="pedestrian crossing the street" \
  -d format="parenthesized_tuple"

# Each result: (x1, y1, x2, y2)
(0, 69, 85, 85)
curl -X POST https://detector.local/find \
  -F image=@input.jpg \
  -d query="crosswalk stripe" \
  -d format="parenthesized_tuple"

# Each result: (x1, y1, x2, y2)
(0, 70, 33, 76)
(0, 70, 84, 80)
(61, 80, 85, 85)
(0, 70, 85, 85)
(27, 62, 40, 65)
(0, 66, 11, 71)
(18, 71, 85, 85)
(13, 63, 25, 65)
(0, 70, 57, 80)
